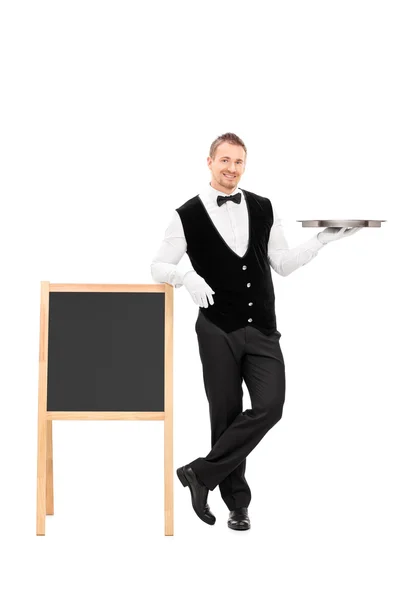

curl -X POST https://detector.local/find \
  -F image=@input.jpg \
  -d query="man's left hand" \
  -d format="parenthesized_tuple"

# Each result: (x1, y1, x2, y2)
(318, 226, 362, 245)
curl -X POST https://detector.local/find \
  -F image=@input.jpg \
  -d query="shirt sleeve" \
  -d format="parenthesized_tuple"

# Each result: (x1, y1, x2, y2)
(150, 210, 195, 288)
(268, 203, 325, 276)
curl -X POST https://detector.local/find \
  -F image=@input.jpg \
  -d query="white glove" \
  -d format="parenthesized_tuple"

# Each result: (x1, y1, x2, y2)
(183, 271, 215, 308)
(317, 226, 362, 244)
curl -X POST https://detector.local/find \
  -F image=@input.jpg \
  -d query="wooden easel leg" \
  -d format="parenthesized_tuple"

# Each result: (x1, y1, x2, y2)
(36, 413, 47, 535)
(164, 283, 174, 535)
(46, 420, 54, 515)
(164, 417, 174, 536)
(37, 280, 50, 535)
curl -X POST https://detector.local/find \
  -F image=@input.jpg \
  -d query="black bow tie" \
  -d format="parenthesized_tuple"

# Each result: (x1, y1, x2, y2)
(216, 191, 241, 207)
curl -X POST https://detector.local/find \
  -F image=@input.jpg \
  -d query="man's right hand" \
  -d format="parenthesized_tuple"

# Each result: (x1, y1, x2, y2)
(183, 271, 215, 308)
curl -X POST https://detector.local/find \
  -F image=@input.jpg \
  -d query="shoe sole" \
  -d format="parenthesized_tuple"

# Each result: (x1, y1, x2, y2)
(228, 522, 251, 531)
(176, 467, 215, 526)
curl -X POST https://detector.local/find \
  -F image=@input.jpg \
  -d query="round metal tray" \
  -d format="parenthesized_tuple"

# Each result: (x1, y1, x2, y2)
(297, 220, 386, 227)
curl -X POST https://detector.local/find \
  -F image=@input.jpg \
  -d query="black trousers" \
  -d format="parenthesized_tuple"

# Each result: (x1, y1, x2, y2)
(187, 310, 286, 511)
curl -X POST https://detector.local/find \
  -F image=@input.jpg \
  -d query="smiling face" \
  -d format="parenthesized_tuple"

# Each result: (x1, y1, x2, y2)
(207, 141, 246, 194)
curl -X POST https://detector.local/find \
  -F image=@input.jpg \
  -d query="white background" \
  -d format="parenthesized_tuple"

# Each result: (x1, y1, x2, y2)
(1, 1, 399, 598)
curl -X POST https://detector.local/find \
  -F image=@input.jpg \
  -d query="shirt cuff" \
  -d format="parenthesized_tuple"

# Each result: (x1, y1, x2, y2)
(171, 268, 195, 288)
(309, 233, 326, 250)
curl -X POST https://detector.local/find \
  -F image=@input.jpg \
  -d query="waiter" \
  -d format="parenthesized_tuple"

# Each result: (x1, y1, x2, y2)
(150, 132, 361, 531)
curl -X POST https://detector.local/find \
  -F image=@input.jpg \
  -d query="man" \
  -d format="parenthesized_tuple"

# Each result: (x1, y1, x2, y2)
(150, 132, 361, 531)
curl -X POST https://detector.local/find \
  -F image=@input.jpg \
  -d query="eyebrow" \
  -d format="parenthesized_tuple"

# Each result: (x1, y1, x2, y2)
(220, 156, 244, 162)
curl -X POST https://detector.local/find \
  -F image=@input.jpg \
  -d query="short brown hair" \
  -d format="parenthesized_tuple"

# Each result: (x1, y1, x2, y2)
(209, 132, 247, 161)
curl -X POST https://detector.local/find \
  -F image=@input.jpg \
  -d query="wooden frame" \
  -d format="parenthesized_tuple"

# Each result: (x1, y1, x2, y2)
(36, 282, 174, 536)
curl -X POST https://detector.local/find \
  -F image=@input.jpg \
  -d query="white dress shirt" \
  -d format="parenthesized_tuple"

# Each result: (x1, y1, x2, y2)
(151, 182, 325, 288)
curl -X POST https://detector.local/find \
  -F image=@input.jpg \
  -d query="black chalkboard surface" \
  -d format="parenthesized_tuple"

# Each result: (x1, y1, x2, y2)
(47, 291, 165, 412)
(36, 282, 174, 536)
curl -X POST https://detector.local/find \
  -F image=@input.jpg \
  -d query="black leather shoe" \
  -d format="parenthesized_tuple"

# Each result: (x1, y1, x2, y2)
(227, 507, 250, 530)
(176, 465, 216, 525)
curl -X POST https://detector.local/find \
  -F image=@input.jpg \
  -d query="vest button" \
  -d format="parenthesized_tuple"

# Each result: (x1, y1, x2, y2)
(242, 265, 247, 270)
(247, 283, 251, 287)
(248, 302, 253, 306)
(248, 318, 253, 323)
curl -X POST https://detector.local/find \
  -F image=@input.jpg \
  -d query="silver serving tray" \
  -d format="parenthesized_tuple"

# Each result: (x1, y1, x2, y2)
(297, 220, 386, 227)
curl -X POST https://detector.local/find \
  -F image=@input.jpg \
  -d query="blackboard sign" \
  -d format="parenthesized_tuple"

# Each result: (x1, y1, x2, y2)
(36, 282, 174, 536)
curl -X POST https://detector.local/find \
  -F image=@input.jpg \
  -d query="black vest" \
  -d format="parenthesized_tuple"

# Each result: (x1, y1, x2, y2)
(176, 188, 277, 335)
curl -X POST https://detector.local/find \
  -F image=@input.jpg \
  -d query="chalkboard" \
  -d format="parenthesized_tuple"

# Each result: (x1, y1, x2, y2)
(47, 291, 165, 412)
(36, 282, 174, 536)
